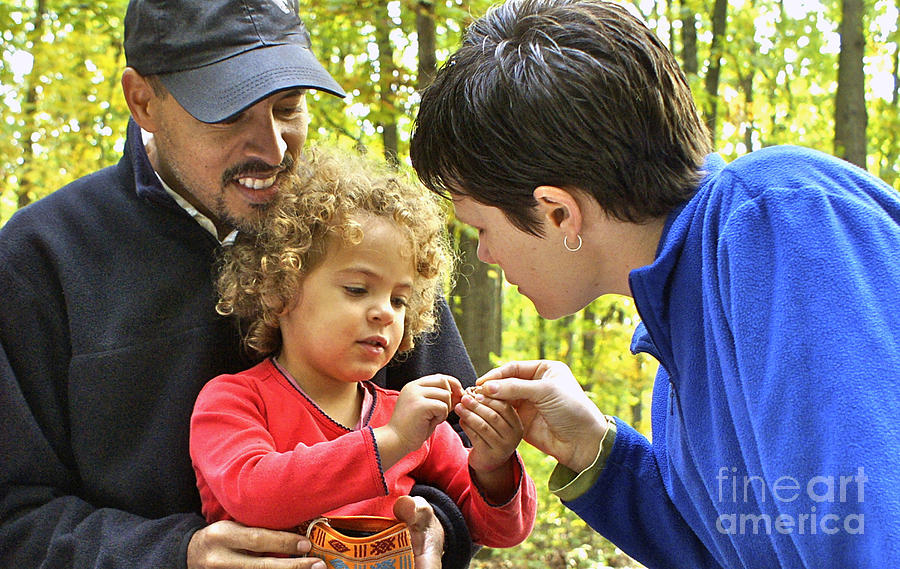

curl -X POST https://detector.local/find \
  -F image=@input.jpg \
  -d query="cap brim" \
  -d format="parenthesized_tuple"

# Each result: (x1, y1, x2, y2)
(158, 43, 346, 123)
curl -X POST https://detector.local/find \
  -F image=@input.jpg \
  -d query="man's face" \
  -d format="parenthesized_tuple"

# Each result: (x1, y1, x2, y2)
(149, 88, 309, 234)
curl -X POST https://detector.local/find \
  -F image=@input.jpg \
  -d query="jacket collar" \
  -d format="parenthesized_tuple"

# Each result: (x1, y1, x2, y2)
(126, 118, 180, 210)
(628, 153, 727, 364)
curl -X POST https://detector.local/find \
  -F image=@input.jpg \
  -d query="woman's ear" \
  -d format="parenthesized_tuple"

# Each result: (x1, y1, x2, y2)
(121, 67, 160, 132)
(533, 185, 584, 237)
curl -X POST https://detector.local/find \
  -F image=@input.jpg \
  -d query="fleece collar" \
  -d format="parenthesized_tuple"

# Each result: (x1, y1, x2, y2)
(126, 118, 180, 210)
(628, 153, 727, 364)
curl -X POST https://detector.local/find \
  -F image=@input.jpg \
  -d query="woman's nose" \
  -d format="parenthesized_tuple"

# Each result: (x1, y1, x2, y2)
(476, 240, 495, 264)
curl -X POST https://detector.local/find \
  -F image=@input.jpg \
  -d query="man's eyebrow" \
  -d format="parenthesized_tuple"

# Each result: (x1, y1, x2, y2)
(279, 88, 307, 98)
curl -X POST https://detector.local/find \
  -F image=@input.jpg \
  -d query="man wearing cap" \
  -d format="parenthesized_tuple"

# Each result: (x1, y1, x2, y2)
(0, 1, 478, 568)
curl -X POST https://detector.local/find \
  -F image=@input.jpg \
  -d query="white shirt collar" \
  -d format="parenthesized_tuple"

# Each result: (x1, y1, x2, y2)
(142, 129, 238, 245)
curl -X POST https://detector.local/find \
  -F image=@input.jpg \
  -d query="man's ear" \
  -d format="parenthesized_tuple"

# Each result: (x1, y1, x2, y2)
(121, 67, 160, 132)
(533, 185, 583, 236)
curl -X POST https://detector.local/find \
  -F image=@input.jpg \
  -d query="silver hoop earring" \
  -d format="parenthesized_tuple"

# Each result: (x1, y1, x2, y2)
(564, 234, 582, 252)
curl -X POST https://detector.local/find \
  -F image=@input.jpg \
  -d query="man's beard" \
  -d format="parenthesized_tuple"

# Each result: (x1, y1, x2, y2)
(218, 153, 297, 235)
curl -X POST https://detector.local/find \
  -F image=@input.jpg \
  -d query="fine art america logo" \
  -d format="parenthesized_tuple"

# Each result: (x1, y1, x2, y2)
(714, 466, 867, 536)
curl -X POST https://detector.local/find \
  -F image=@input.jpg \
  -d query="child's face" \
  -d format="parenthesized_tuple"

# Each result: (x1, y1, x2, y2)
(277, 215, 415, 386)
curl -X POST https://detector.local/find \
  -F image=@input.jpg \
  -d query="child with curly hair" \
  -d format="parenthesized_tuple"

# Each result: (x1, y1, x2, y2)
(189, 148, 536, 553)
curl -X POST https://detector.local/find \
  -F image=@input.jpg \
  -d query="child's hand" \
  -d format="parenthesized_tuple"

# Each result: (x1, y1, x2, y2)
(384, 374, 463, 458)
(457, 386, 524, 473)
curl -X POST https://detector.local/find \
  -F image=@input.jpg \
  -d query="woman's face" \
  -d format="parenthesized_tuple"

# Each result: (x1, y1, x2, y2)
(451, 195, 589, 319)
(452, 192, 666, 317)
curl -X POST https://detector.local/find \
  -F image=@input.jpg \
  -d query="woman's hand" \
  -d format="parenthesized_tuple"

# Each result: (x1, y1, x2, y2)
(478, 360, 609, 472)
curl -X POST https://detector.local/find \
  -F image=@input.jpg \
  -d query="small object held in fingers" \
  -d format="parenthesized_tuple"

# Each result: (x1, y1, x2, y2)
(466, 385, 482, 397)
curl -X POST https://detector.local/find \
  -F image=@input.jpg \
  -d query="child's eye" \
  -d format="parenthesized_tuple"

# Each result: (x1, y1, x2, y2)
(344, 286, 367, 296)
(392, 297, 409, 309)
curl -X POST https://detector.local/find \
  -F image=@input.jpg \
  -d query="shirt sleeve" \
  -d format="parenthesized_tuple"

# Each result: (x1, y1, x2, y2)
(549, 416, 617, 502)
(562, 417, 722, 569)
(190, 375, 390, 529)
(411, 422, 537, 549)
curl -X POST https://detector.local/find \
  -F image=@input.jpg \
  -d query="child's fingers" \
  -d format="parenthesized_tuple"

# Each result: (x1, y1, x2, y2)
(485, 396, 524, 435)
(417, 387, 455, 418)
(459, 420, 486, 448)
(415, 375, 466, 409)
(460, 403, 513, 451)
(460, 411, 515, 472)
(447, 377, 465, 408)
(416, 374, 460, 390)
(464, 423, 500, 453)
(466, 393, 522, 438)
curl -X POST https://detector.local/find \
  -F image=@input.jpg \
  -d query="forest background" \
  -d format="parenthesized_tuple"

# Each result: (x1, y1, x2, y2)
(2, 0, 899, 567)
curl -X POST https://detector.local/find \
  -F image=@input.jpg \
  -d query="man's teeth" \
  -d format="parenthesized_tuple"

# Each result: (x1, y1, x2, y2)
(237, 175, 277, 190)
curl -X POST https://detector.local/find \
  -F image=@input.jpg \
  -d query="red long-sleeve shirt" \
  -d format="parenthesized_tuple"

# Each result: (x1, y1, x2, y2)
(190, 358, 536, 548)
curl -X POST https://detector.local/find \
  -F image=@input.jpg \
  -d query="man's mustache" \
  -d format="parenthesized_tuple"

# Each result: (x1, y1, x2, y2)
(222, 153, 295, 185)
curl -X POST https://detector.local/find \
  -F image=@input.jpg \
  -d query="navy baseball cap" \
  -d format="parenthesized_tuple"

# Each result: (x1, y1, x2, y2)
(124, 0, 346, 123)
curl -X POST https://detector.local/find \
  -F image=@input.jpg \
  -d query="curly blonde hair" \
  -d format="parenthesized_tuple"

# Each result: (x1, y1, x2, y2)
(216, 147, 453, 359)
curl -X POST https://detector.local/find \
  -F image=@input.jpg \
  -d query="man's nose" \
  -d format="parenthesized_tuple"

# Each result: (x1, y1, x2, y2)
(244, 114, 288, 167)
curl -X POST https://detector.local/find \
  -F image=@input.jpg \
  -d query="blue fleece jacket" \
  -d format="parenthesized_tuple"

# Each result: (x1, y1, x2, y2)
(565, 146, 900, 568)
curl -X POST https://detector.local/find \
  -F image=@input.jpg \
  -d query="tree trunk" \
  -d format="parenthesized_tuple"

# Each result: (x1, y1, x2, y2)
(631, 399, 643, 428)
(631, 359, 644, 426)
(762, 0, 794, 144)
(892, 40, 899, 108)
(561, 315, 575, 368)
(374, 0, 399, 164)
(537, 317, 546, 361)
(581, 305, 595, 357)
(740, 71, 755, 152)
(679, 1, 698, 75)
(834, 0, 868, 168)
(449, 229, 502, 375)
(703, 0, 728, 145)
(666, 0, 676, 55)
(416, 0, 437, 89)
(880, 24, 899, 185)
(580, 305, 596, 391)
(19, 0, 48, 210)
(414, 4, 503, 375)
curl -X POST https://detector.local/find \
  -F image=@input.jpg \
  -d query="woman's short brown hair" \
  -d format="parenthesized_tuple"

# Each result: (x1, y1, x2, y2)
(410, 0, 711, 235)
(216, 147, 453, 358)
